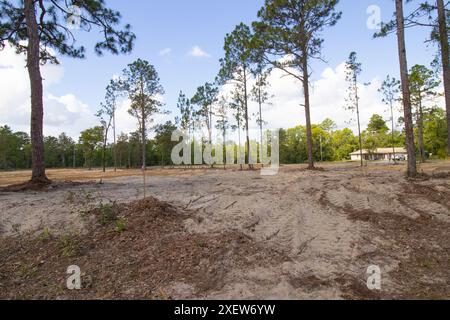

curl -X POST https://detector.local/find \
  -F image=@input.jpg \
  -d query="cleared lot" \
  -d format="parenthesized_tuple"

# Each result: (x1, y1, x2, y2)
(1, 162, 449, 299)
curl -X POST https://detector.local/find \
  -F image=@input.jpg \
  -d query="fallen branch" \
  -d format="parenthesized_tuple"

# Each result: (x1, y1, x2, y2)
(224, 201, 237, 210)
(296, 235, 319, 256)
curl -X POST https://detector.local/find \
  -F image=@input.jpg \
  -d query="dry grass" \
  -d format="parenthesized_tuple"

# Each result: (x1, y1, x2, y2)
(2, 161, 449, 187)
(0, 197, 285, 299)
(0, 167, 210, 187)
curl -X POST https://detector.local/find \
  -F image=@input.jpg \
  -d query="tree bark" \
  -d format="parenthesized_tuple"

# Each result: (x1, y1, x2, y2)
(258, 77, 264, 167)
(208, 105, 213, 145)
(139, 75, 147, 198)
(396, 0, 417, 177)
(73, 145, 76, 168)
(302, 56, 315, 170)
(390, 101, 397, 163)
(437, 0, 450, 156)
(141, 107, 146, 197)
(355, 76, 364, 167)
(417, 100, 426, 163)
(243, 67, 252, 169)
(102, 133, 107, 173)
(208, 104, 214, 169)
(113, 105, 117, 172)
(223, 127, 226, 170)
(24, 0, 49, 184)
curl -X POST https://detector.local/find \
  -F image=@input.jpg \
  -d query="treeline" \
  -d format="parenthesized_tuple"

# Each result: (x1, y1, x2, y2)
(0, 0, 448, 181)
(1, 108, 447, 170)
(0, 123, 178, 170)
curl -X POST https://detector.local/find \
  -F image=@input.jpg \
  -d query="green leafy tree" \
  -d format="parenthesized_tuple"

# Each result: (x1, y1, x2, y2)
(363, 114, 390, 154)
(320, 118, 337, 133)
(367, 114, 389, 134)
(191, 82, 218, 144)
(0, 0, 135, 183)
(175, 91, 193, 132)
(312, 126, 333, 162)
(116, 132, 129, 168)
(57, 132, 74, 168)
(409, 64, 441, 162)
(43, 136, 60, 168)
(0, 126, 30, 169)
(253, 0, 341, 169)
(423, 106, 448, 158)
(79, 126, 103, 170)
(154, 121, 178, 167)
(331, 128, 358, 161)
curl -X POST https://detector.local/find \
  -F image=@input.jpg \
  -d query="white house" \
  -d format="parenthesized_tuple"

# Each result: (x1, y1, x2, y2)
(350, 148, 408, 161)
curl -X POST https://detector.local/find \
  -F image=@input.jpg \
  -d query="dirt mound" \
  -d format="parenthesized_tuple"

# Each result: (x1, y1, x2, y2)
(0, 197, 284, 299)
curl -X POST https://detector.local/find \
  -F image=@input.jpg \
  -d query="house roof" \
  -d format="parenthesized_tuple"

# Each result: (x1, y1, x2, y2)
(350, 148, 407, 155)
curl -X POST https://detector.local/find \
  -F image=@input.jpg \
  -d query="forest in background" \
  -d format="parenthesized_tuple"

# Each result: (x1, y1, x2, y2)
(1, 107, 447, 170)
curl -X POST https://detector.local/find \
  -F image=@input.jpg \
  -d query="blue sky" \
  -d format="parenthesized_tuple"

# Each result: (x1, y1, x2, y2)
(51, 0, 436, 112)
(0, 0, 442, 138)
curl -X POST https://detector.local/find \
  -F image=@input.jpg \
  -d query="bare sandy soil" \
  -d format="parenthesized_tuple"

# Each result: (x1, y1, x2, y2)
(1, 162, 450, 299)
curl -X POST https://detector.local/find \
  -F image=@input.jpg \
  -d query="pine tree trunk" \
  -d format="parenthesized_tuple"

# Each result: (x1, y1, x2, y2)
(102, 141, 107, 173)
(24, 0, 49, 184)
(208, 106, 213, 145)
(258, 80, 264, 167)
(113, 105, 117, 172)
(302, 56, 315, 170)
(243, 67, 252, 169)
(355, 77, 364, 167)
(223, 127, 226, 170)
(238, 121, 243, 171)
(208, 105, 213, 169)
(141, 109, 146, 196)
(417, 100, 426, 163)
(396, 0, 417, 177)
(390, 101, 397, 163)
(437, 0, 450, 156)
(128, 147, 131, 169)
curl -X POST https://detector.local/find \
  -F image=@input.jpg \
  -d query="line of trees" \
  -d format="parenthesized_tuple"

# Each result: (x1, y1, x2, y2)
(374, 0, 449, 176)
(1, 0, 448, 180)
(2, 107, 448, 171)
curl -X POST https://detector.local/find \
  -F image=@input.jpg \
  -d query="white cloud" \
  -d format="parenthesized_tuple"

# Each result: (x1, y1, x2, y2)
(114, 95, 171, 139)
(188, 45, 211, 58)
(213, 61, 439, 143)
(159, 48, 172, 57)
(0, 44, 95, 139)
(252, 63, 406, 133)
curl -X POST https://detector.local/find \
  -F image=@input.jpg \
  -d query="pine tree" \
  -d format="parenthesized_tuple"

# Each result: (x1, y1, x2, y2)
(0, 0, 135, 184)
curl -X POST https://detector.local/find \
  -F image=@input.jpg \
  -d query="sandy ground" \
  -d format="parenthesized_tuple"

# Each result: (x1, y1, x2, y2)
(1, 162, 450, 299)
